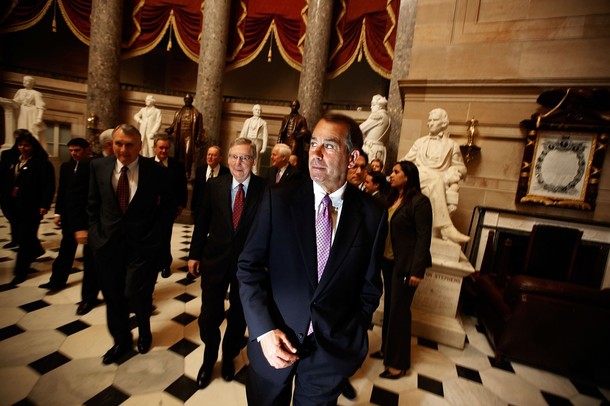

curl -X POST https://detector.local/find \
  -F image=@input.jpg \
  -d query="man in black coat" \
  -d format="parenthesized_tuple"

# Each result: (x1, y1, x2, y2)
(191, 145, 229, 220)
(151, 135, 188, 278)
(237, 114, 387, 405)
(267, 143, 301, 185)
(40, 138, 91, 292)
(88, 124, 172, 364)
(188, 138, 266, 390)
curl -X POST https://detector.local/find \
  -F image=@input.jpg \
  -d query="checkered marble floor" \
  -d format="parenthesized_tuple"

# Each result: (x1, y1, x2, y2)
(0, 210, 609, 406)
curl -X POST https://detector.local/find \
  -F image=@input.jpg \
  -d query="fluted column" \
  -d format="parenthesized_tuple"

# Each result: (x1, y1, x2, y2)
(297, 0, 334, 128)
(87, 0, 123, 130)
(386, 0, 418, 170)
(195, 0, 231, 146)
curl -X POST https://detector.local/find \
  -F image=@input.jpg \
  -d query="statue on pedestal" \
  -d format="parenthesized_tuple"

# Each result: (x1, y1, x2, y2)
(278, 99, 307, 153)
(240, 104, 268, 174)
(402, 108, 469, 244)
(165, 93, 203, 178)
(134, 95, 162, 158)
(13, 76, 47, 150)
(360, 94, 390, 168)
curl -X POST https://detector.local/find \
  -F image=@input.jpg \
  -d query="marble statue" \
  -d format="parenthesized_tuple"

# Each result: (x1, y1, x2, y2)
(360, 94, 390, 167)
(165, 93, 203, 178)
(240, 104, 268, 174)
(13, 76, 47, 149)
(278, 99, 307, 153)
(134, 95, 162, 158)
(402, 108, 469, 244)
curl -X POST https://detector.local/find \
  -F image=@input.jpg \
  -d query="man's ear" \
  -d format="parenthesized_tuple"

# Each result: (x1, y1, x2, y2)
(347, 149, 360, 169)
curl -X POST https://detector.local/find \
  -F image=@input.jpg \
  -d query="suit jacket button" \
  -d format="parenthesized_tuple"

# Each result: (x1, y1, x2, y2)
(298, 333, 304, 340)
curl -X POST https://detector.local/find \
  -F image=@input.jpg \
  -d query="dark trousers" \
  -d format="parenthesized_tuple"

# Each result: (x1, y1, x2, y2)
(50, 227, 78, 285)
(14, 210, 43, 277)
(379, 257, 395, 354)
(80, 244, 99, 304)
(246, 335, 345, 406)
(383, 269, 418, 371)
(96, 241, 157, 346)
(199, 269, 245, 367)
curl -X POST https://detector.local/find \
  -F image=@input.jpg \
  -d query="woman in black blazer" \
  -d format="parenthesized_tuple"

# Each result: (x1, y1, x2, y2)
(5, 130, 55, 285)
(377, 160, 432, 379)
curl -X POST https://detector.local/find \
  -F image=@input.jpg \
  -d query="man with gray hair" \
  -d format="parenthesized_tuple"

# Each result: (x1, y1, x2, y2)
(188, 138, 266, 390)
(268, 143, 300, 185)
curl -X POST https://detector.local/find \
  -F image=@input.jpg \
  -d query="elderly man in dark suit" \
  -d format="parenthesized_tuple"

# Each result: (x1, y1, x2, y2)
(191, 145, 229, 220)
(188, 138, 266, 389)
(88, 124, 172, 364)
(238, 114, 387, 405)
(151, 135, 188, 278)
(267, 143, 301, 185)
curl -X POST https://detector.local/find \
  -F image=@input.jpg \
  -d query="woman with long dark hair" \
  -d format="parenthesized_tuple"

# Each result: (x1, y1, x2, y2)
(376, 160, 432, 379)
(5, 129, 55, 285)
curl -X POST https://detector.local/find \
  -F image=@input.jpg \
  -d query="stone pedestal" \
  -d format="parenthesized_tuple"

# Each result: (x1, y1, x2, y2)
(410, 244, 474, 348)
(0, 97, 18, 149)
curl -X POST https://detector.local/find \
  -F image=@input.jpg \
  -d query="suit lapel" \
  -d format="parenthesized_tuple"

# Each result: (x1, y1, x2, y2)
(219, 176, 234, 231)
(238, 175, 262, 231)
(291, 181, 317, 288)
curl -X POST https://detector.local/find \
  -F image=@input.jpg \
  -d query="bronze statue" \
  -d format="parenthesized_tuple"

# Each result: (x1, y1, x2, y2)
(166, 93, 203, 178)
(278, 99, 307, 153)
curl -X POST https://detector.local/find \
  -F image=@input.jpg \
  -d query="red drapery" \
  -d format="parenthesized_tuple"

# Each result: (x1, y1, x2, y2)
(1, 0, 398, 79)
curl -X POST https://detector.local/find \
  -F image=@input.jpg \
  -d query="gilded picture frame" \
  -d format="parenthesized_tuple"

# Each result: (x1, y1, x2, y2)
(516, 127, 608, 210)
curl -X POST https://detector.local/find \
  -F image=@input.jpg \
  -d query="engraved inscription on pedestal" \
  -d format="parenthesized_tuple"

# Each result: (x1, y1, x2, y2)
(411, 269, 463, 318)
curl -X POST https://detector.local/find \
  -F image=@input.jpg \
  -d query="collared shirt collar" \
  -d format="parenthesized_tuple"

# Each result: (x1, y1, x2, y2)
(115, 157, 139, 173)
(313, 180, 346, 211)
(232, 174, 251, 190)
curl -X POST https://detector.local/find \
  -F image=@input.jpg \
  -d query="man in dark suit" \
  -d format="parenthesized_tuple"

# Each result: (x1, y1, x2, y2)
(267, 143, 300, 185)
(151, 135, 188, 278)
(191, 145, 229, 219)
(88, 124, 172, 364)
(237, 114, 387, 405)
(188, 138, 266, 390)
(40, 138, 91, 292)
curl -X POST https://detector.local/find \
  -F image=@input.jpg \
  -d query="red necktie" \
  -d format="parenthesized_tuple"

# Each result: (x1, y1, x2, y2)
(232, 183, 244, 230)
(117, 166, 130, 213)
(275, 170, 281, 183)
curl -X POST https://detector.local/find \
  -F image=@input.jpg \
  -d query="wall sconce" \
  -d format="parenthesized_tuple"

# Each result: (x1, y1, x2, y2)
(460, 117, 481, 163)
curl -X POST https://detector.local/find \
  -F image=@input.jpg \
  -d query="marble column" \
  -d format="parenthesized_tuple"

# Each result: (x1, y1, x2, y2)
(386, 0, 418, 170)
(297, 1, 334, 129)
(87, 0, 123, 131)
(196, 1, 231, 147)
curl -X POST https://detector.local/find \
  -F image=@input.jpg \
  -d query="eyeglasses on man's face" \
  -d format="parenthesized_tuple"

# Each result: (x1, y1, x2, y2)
(229, 154, 253, 163)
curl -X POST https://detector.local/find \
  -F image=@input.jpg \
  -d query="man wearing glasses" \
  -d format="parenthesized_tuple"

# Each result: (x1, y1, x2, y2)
(187, 138, 266, 390)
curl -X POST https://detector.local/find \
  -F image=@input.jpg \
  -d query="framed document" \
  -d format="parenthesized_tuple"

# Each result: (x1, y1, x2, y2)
(516, 89, 610, 210)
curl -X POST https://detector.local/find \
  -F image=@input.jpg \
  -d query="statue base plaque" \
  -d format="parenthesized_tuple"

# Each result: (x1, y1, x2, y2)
(410, 249, 474, 349)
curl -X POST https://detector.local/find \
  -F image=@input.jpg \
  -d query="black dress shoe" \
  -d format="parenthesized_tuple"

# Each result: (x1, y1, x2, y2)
(161, 268, 171, 278)
(197, 365, 214, 389)
(369, 350, 384, 359)
(10, 275, 26, 286)
(341, 381, 357, 400)
(76, 301, 97, 315)
(39, 282, 66, 292)
(138, 334, 152, 354)
(221, 358, 235, 381)
(2, 241, 18, 249)
(379, 369, 407, 380)
(102, 345, 132, 365)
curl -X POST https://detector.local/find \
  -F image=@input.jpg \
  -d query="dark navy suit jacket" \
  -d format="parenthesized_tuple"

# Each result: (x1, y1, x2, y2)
(238, 180, 387, 381)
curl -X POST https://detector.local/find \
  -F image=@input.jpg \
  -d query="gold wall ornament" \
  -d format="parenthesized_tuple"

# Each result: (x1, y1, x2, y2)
(460, 117, 481, 164)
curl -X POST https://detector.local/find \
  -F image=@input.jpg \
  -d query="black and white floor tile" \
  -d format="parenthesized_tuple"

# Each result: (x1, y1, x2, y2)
(0, 211, 608, 405)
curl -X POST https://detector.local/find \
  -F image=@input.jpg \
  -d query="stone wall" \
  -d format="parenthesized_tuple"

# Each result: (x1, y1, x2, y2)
(398, 0, 610, 234)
